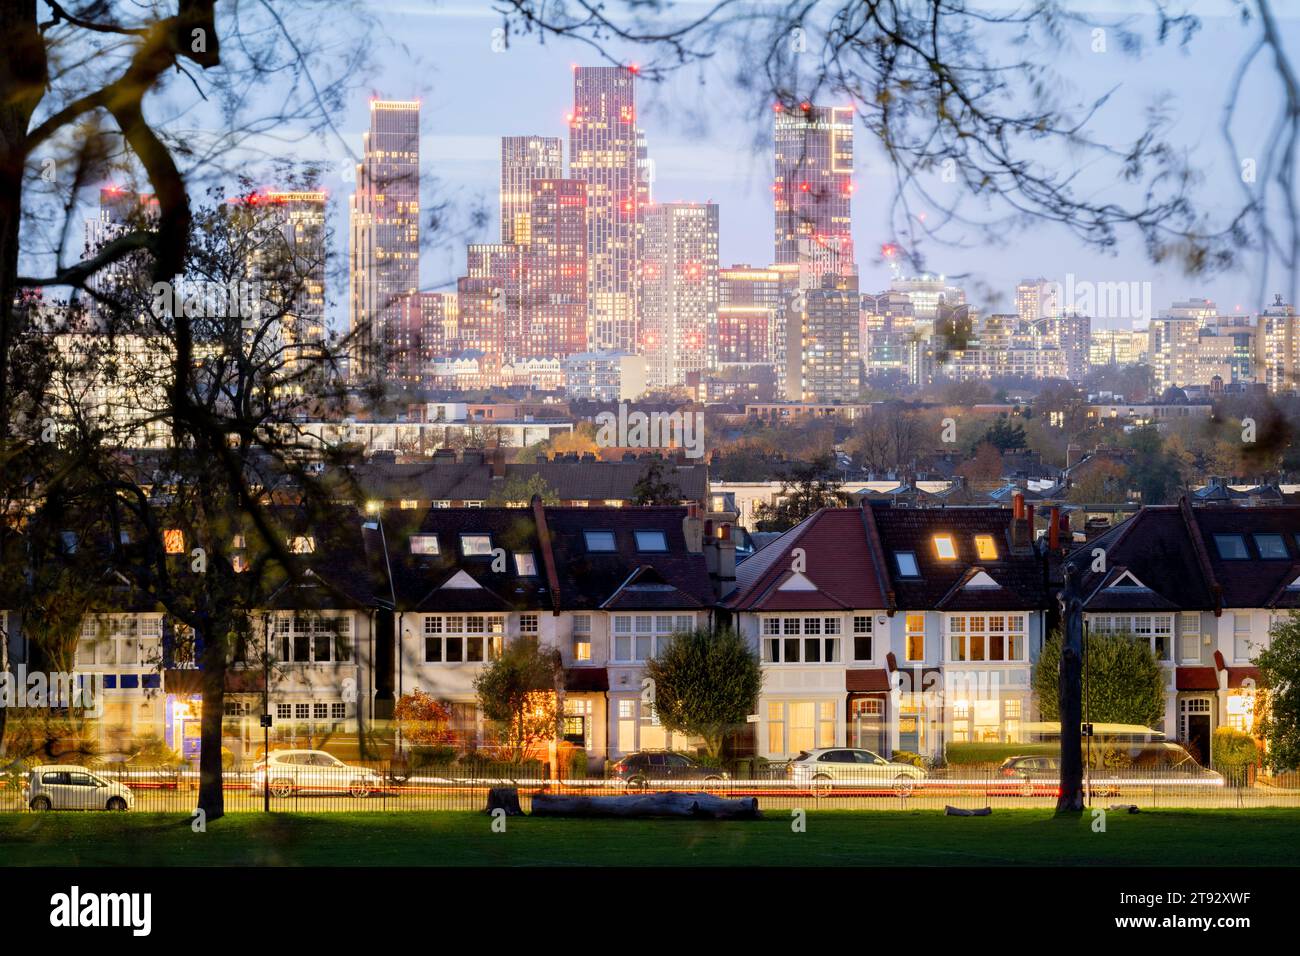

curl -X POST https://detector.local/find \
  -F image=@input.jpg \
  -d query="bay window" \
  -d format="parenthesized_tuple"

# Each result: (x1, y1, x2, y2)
(612, 614, 693, 662)
(761, 616, 842, 663)
(947, 614, 1027, 662)
(275, 615, 353, 664)
(1089, 614, 1172, 661)
(422, 614, 504, 663)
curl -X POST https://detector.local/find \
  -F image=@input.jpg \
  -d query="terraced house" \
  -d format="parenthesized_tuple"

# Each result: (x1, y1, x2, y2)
(383, 502, 728, 770)
(1070, 501, 1297, 764)
(724, 498, 1057, 761)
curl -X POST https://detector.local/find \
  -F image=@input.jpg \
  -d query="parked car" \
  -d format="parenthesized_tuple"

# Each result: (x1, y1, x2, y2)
(24, 766, 134, 811)
(252, 750, 381, 798)
(996, 755, 1061, 795)
(787, 749, 928, 795)
(609, 752, 729, 790)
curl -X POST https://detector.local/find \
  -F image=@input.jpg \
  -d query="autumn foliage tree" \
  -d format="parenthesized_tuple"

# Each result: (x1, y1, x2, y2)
(393, 691, 454, 747)
(474, 636, 560, 765)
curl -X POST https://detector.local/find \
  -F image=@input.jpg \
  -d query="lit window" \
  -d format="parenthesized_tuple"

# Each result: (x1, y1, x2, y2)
(1214, 534, 1248, 560)
(1254, 534, 1288, 559)
(974, 535, 998, 561)
(933, 535, 957, 560)
(514, 552, 537, 575)
(634, 530, 667, 552)
(289, 536, 315, 554)
(410, 534, 439, 555)
(895, 552, 919, 576)
(584, 530, 616, 552)
(163, 529, 185, 555)
(573, 615, 591, 662)
(905, 614, 926, 662)
(460, 534, 493, 556)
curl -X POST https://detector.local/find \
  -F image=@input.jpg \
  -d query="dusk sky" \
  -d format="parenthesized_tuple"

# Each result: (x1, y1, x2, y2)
(50, 1, 1300, 334)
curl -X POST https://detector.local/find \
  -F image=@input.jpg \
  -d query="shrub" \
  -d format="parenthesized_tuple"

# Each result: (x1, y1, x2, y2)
(889, 750, 925, 768)
(561, 745, 588, 778)
(1212, 727, 1259, 784)
(681, 749, 723, 769)
(945, 742, 1056, 766)
(409, 745, 457, 768)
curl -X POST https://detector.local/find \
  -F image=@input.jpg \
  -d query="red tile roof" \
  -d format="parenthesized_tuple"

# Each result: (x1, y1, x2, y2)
(1176, 666, 1219, 691)
(846, 668, 891, 692)
(727, 508, 887, 611)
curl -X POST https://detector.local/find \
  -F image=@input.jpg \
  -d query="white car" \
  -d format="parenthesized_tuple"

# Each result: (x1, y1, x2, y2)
(253, 750, 381, 798)
(24, 766, 134, 811)
(787, 748, 927, 795)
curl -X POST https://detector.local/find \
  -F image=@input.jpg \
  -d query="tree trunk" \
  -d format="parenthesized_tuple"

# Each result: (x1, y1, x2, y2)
(197, 628, 227, 821)
(1056, 565, 1085, 813)
(0, 0, 46, 432)
(531, 791, 758, 819)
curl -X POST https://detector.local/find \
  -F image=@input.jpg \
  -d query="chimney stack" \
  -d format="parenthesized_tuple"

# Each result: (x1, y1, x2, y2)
(1048, 505, 1060, 551)
(1012, 492, 1025, 521)
(683, 507, 704, 553)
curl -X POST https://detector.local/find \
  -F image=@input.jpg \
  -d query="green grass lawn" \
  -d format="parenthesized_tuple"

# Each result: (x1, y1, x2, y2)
(3, 809, 1300, 866)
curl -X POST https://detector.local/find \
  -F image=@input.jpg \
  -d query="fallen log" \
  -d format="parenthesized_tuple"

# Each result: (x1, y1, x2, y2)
(944, 805, 992, 816)
(531, 791, 760, 819)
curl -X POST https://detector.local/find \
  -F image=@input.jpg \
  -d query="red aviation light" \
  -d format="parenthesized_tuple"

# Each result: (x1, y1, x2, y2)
(799, 182, 811, 192)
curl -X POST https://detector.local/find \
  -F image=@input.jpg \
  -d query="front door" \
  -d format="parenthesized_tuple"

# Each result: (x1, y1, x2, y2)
(1180, 697, 1213, 765)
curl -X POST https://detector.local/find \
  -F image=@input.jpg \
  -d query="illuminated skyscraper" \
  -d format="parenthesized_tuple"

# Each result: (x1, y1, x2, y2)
(264, 190, 327, 355)
(393, 290, 455, 389)
(786, 272, 862, 402)
(569, 66, 641, 352)
(641, 202, 719, 388)
(773, 104, 854, 284)
(84, 186, 157, 325)
(500, 136, 563, 245)
(349, 100, 420, 380)
(457, 243, 521, 370)
(517, 178, 587, 359)
(717, 265, 782, 366)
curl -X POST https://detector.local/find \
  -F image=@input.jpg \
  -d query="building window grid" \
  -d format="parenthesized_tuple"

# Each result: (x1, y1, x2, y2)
(946, 614, 1027, 662)
(421, 614, 505, 663)
(274, 614, 353, 664)
(761, 616, 843, 664)
(613, 614, 693, 662)
(1088, 614, 1173, 661)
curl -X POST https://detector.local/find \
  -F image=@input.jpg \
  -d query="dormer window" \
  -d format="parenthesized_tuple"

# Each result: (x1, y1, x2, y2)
(163, 529, 185, 555)
(584, 530, 617, 552)
(895, 551, 920, 577)
(514, 552, 537, 576)
(933, 535, 957, 560)
(460, 534, 493, 556)
(1254, 533, 1287, 559)
(634, 530, 667, 552)
(1213, 534, 1248, 560)
(410, 534, 439, 556)
(974, 535, 998, 561)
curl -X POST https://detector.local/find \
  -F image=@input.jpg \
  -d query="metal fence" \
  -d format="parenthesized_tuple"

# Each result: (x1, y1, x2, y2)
(4, 761, 1299, 813)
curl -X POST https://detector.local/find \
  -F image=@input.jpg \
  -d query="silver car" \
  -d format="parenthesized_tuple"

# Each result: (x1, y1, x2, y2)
(24, 765, 134, 811)
(253, 749, 381, 798)
(787, 748, 927, 795)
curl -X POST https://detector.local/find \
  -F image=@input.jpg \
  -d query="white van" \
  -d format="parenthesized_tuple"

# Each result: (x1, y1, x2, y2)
(24, 766, 135, 811)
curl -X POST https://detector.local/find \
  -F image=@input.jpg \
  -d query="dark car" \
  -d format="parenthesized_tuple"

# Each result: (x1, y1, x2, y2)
(609, 751, 729, 790)
(996, 755, 1060, 795)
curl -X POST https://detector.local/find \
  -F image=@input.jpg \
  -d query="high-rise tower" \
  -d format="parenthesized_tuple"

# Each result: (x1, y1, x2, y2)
(773, 103, 854, 285)
(569, 66, 641, 352)
(349, 100, 420, 380)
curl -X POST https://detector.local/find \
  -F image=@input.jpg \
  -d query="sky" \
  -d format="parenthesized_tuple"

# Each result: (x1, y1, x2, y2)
(46, 1, 1300, 335)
